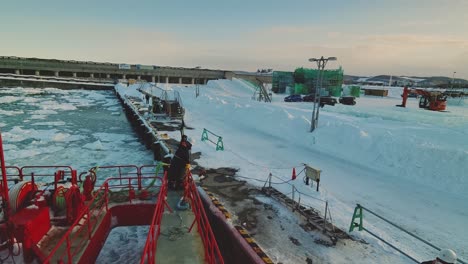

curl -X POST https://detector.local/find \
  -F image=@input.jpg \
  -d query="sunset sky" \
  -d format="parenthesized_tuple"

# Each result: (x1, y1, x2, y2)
(1, 0, 467, 78)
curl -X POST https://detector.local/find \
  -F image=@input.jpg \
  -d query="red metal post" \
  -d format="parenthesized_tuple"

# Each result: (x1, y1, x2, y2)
(137, 167, 142, 191)
(66, 236, 72, 264)
(104, 182, 109, 211)
(0, 132, 10, 220)
(71, 170, 77, 185)
(164, 200, 173, 213)
(188, 218, 196, 233)
(30, 172, 35, 188)
(54, 171, 59, 192)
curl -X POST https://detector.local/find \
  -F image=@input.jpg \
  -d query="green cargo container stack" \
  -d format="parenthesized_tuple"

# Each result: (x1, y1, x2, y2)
(273, 67, 344, 96)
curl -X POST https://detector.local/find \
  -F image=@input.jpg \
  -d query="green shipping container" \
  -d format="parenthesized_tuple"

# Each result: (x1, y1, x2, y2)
(350, 86, 361, 97)
(330, 87, 342, 97)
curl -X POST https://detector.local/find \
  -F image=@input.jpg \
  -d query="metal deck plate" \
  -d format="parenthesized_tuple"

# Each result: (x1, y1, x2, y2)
(155, 190, 205, 264)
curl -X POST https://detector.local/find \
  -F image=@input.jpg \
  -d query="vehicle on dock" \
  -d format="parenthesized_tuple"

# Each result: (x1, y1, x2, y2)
(303, 94, 338, 107)
(284, 94, 303, 102)
(397, 86, 447, 111)
(339, 96, 356, 105)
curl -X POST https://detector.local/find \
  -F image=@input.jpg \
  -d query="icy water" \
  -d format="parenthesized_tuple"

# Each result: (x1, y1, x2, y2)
(98, 226, 150, 263)
(0, 87, 154, 169)
(0, 87, 154, 263)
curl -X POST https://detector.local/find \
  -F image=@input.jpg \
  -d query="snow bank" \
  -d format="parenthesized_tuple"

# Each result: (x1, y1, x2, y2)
(160, 79, 468, 262)
(205, 78, 256, 99)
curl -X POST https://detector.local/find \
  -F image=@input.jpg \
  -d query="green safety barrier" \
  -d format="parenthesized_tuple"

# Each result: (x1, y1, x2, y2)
(348, 204, 467, 264)
(201, 128, 224, 151)
(349, 204, 364, 232)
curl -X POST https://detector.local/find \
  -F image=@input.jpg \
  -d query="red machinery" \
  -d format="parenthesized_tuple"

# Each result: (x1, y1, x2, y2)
(0, 131, 91, 262)
(397, 86, 447, 111)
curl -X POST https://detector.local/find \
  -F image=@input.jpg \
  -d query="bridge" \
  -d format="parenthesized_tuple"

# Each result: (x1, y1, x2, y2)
(0, 56, 273, 88)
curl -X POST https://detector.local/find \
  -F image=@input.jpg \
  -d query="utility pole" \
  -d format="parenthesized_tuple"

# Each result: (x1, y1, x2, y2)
(309, 56, 337, 132)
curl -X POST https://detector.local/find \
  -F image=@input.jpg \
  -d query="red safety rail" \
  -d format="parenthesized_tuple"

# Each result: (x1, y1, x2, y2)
(184, 169, 224, 264)
(140, 171, 169, 264)
(19, 166, 74, 186)
(5, 166, 20, 183)
(140, 164, 165, 178)
(43, 175, 162, 264)
(88, 165, 140, 189)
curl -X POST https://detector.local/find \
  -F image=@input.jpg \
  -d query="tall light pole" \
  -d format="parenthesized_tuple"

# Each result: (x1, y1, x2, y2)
(451, 71, 456, 90)
(195, 66, 201, 97)
(309, 56, 337, 132)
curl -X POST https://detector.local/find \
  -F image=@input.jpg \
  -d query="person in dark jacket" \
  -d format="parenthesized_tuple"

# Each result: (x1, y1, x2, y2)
(180, 118, 185, 139)
(421, 249, 457, 264)
(168, 135, 192, 190)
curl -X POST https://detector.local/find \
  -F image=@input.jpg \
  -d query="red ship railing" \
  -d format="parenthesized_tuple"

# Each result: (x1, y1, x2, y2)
(4, 166, 20, 183)
(140, 171, 169, 264)
(140, 167, 224, 264)
(184, 169, 224, 264)
(43, 173, 163, 264)
(86, 164, 140, 188)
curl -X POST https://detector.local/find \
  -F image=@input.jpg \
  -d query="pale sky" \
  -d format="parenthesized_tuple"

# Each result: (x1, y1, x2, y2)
(1, 0, 467, 78)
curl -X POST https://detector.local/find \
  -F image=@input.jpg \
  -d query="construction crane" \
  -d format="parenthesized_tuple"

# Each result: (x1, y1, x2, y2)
(397, 86, 447, 111)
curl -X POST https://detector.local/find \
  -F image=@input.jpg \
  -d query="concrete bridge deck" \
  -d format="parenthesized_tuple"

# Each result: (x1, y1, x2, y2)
(0, 56, 273, 86)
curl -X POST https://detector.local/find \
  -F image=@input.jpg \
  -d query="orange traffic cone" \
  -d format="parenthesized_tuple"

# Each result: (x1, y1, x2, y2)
(292, 168, 296, 180)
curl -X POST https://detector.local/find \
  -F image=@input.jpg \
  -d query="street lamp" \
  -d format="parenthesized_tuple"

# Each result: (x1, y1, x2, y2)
(309, 56, 337, 132)
(451, 71, 456, 90)
(195, 66, 201, 97)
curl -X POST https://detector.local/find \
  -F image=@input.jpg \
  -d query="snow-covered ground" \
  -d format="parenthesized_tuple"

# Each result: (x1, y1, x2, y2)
(134, 79, 467, 263)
